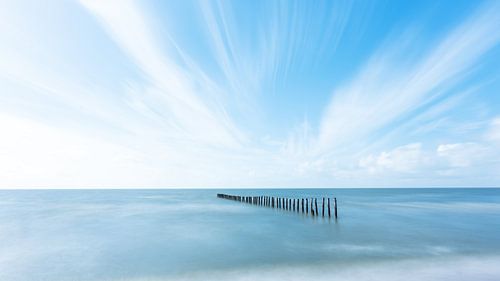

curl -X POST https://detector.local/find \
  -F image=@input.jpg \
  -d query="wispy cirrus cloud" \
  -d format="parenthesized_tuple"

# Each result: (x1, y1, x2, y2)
(80, 0, 245, 148)
(315, 1, 500, 155)
(1, 0, 499, 187)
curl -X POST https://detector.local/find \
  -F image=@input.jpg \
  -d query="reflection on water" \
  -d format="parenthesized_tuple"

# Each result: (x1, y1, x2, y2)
(0, 188, 499, 281)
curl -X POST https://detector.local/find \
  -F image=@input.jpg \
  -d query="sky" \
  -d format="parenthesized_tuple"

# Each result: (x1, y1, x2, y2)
(1, 0, 500, 188)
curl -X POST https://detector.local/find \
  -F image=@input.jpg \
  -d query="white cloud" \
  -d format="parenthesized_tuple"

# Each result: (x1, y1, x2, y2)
(315, 1, 500, 154)
(359, 143, 426, 174)
(1, 1, 499, 188)
(80, 0, 244, 148)
(486, 117, 500, 143)
(437, 142, 486, 168)
(0, 113, 161, 188)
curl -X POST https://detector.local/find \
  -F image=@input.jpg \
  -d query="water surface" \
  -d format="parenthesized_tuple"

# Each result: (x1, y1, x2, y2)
(0, 188, 499, 281)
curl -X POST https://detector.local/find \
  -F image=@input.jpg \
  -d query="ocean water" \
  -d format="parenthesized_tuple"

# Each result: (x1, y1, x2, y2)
(0, 188, 499, 281)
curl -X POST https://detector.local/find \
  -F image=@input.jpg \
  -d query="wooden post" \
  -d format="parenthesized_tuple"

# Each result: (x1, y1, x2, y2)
(328, 198, 331, 217)
(306, 198, 308, 214)
(315, 198, 318, 216)
(334, 197, 338, 218)
(302, 198, 304, 213)
(311, 199, 315, 216)
(322, 198, 325, 217)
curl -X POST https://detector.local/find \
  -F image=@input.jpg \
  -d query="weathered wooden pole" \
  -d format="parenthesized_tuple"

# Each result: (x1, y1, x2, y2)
(311, 199, 315, 216)
(328, 198, 331, 217)
(301, 198, 304, 213)
(306, 198, 308, 214)
(315, 198, 318, 216)
(334, 197, 338, 218)
(322, 198, 325, 217)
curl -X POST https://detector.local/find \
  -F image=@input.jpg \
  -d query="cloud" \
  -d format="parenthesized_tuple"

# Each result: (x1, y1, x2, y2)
(0, 113, 161, 187)
(486, 117, 500, 143)
(1, 1, 499, 187)
(315, 1, 500, 154)
(80, 0, 244, 148)
(436, 142, 486, 168)
(359, 143, 426, 174)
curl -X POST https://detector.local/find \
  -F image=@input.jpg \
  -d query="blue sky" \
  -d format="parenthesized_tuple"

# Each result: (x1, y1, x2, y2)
(1, 0, 500, 188)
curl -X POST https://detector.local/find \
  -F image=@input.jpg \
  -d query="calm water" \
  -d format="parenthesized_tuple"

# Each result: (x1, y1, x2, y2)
(0, 188, 499, 281)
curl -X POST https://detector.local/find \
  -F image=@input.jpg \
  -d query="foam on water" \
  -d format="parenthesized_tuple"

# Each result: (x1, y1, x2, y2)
(121, 256, 500, 281)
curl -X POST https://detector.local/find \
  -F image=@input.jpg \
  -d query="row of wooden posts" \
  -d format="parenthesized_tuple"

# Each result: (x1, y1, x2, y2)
(217, 193, 338, 218)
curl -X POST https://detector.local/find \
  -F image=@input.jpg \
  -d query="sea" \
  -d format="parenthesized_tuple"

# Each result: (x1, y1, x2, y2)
(0, 188, 499, 281)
